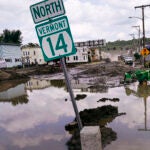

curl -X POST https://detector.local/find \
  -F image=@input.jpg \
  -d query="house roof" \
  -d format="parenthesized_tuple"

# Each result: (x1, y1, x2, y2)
(21, 43, 40, 49)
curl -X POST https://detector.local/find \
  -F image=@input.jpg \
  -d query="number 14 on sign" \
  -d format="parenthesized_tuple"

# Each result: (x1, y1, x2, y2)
(47, 33, 67, 56)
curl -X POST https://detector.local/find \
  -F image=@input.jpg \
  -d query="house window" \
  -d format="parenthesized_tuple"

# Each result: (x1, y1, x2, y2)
(28, 81, 32, 86)
(15, 58, 21, 62)
(34, 51, 36, 55)
(37, 81, 39, 86)
(5, 58, 12, 62)
(73, 56, 78, 60)
(23, 51, 26, 56)
(34, 59, 37, 64)
(67, 57, 69, 61)
(28, 51, 30, 55)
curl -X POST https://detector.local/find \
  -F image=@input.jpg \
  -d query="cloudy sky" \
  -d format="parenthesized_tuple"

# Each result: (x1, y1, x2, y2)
(0, 0, 150, 45)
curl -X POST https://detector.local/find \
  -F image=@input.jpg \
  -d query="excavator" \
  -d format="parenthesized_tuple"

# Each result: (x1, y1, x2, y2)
(124, 69, 150, 84)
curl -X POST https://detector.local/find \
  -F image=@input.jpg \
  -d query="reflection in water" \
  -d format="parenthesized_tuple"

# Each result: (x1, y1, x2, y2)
(75, 94, 87, 101)
(66, 105, 126, 149)
(125, 83, 150, 99)
(82, 85, 108, 93)
(0, 79, 72, 150)
(50, 79, 66, 88)
(125, 83, 150, 131)
(0, 84, 28, 106)
(26, 78, 66, 90)
(25, 78, 51, 90)
(71, 77, 108, 93)
(0, 95, 28, 106)
(1, 77, 150, 149)
(26, 77, 108, 93)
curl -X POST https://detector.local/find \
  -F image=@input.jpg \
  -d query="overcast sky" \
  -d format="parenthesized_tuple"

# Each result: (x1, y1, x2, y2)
(0, 0, 150, 45)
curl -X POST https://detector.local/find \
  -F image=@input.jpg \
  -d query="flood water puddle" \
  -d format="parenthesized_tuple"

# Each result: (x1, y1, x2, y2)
(0, 78, 150, 150)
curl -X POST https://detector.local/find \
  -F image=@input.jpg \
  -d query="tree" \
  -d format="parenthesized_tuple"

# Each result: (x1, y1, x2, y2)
(0, 34, 3, 42)
(134, 52, 141, 60)
(0, 29, 22, 44)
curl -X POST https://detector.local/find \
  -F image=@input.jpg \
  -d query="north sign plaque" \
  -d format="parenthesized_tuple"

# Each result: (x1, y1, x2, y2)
(35, 16, 76, 61)
(30, 0, 65, 24)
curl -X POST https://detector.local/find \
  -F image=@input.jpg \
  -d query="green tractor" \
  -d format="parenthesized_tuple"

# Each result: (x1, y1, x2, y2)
(124, 69, 150, 84)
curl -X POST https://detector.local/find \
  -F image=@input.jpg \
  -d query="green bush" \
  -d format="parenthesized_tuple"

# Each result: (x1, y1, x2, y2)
(134, 52, 141, 60)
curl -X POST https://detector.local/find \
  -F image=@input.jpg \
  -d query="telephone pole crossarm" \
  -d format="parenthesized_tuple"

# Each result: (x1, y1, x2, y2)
(135, 4, 150, 9)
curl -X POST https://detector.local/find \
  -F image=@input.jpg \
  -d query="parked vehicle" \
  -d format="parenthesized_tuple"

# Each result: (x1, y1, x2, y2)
(119, 55, 128, 61)
(124, 56, 133, 65)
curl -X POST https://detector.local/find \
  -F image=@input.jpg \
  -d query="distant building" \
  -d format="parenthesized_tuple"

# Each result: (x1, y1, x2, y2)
(75, 39, 106, 48)
(73, 39, 105, 63)
(0, 43, 22, 68)
(89, 48, 101, 62)
(66, 47, 89, 63)
(21, 43, 46, 66)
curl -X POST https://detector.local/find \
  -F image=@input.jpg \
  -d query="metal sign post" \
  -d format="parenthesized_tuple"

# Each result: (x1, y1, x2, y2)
(60, 57, 83, 130)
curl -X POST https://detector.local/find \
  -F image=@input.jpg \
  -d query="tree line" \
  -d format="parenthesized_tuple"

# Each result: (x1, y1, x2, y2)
(0, 29, 22, 44)
(101, 38, 150, 51)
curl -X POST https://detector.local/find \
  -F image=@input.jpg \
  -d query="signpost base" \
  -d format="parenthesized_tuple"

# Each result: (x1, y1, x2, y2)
(60, 57, 83, 130)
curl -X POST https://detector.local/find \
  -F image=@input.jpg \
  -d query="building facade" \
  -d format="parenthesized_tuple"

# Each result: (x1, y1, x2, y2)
(0, 43, 22, 68)
(66, 47, 89, 63)
(75, 39, 106, 47)
(21, 44, 46, 66)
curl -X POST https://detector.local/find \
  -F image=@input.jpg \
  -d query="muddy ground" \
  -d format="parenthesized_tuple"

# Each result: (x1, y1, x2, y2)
(0, 60, 143, 86)
(70, 61, 143, 86)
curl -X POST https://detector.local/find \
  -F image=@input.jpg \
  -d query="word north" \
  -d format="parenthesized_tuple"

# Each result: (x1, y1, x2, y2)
(30, 0, 65, 23)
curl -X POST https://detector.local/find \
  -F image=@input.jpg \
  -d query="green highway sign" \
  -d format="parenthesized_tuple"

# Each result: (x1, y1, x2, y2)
(30, 0, 65, 24)
(35, 16, 76, 61)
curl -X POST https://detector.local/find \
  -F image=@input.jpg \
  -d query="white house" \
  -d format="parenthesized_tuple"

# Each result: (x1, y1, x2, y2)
(21, 43, 46, 65)
(66, 47, 89, 63)
(0, 43, 22, 68)
(25, 78, 51, 90)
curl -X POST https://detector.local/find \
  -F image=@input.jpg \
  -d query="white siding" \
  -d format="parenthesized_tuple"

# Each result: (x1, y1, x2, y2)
(0, 58, 7, 68)
(0, 44, 22, 68)
(66, 47, 89, 63)
(21, 46, 46, 65)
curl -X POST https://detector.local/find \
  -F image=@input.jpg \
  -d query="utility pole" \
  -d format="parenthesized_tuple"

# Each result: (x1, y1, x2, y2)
(129, 33, 135, 52)
(135, 4, 150, 48)
(132, 25, 141, 52)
